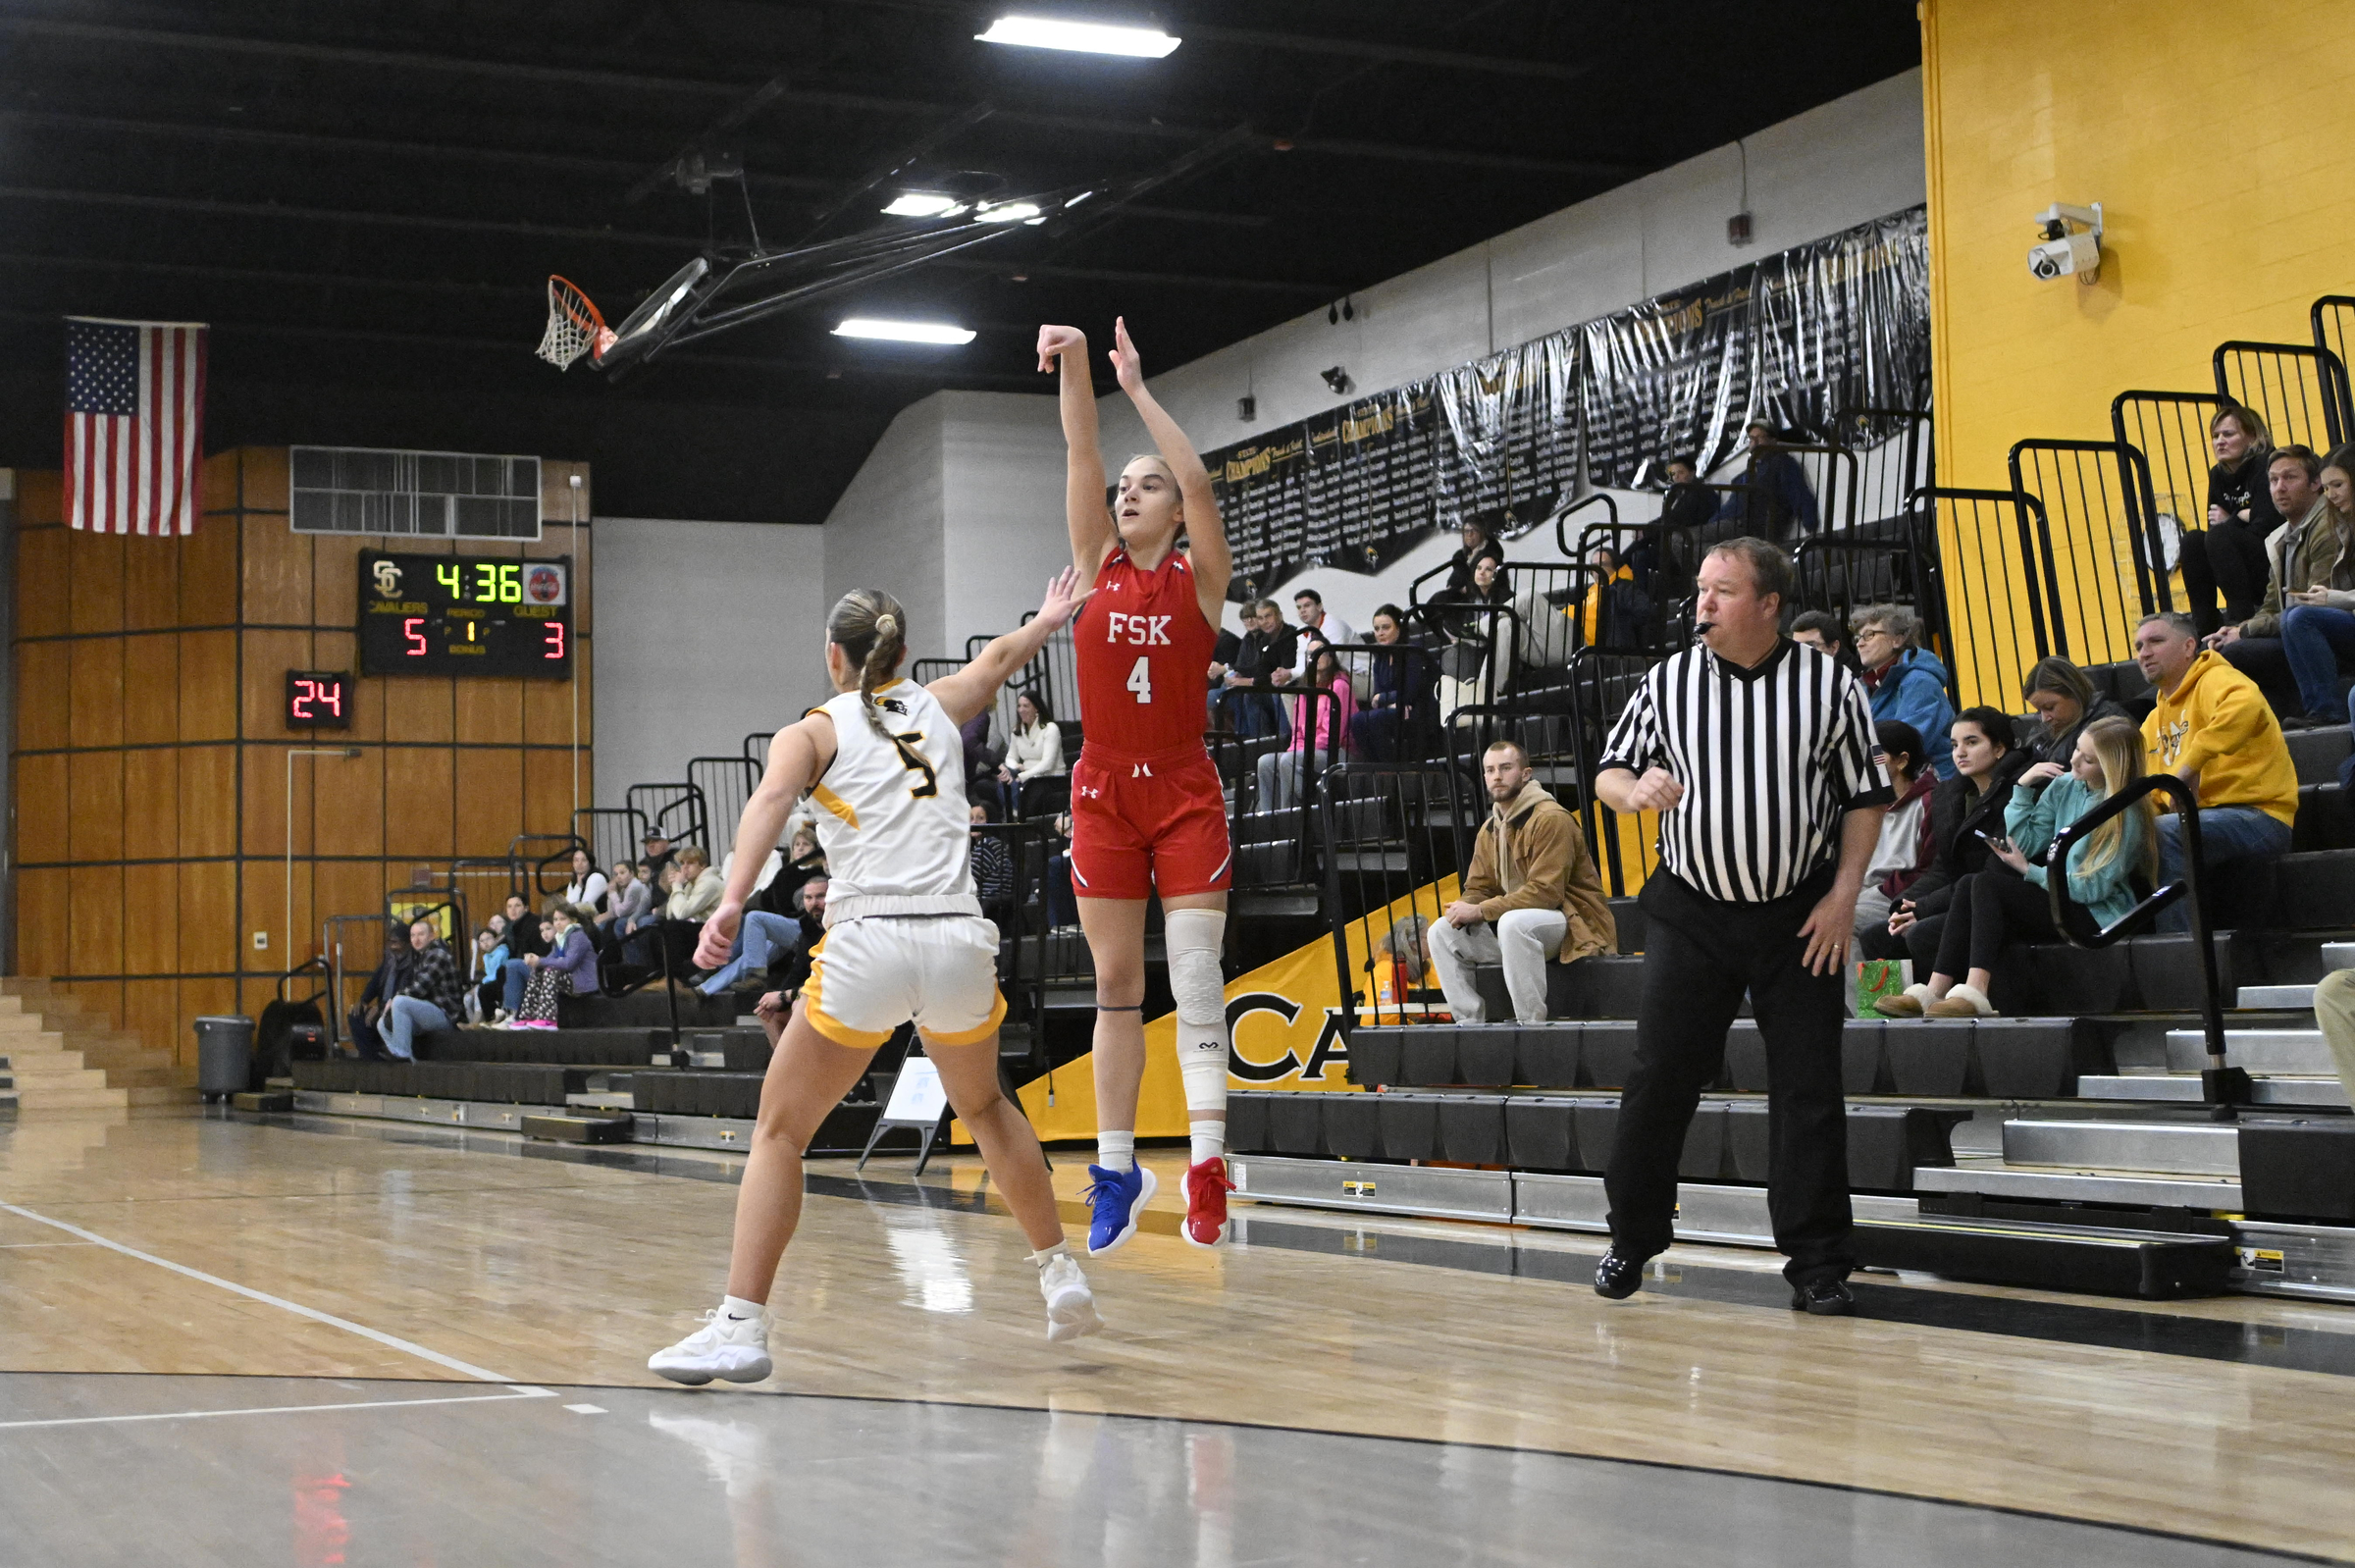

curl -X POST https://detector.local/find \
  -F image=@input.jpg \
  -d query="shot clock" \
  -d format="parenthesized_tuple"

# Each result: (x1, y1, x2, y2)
(286, 670, 352, 729)
(358, 550, 572, 677)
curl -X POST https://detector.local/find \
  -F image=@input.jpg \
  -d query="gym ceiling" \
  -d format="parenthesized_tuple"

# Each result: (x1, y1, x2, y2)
(0, 2, 1919, 523)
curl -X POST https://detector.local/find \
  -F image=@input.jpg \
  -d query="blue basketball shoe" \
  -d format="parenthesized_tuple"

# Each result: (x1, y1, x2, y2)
(1082, 1163, 1157, 1255)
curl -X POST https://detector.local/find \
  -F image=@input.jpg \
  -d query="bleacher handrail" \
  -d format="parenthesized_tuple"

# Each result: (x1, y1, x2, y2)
(1905, 485, 2051, 709)
(2043, 771, 2244, 1110)
(742, 731, 774, 763)
(2213, 339, 2351, 453)
(1550, 492, 1619, 557)
(2314, 295, 2355, 438)
(2007, 438, 2170, 674)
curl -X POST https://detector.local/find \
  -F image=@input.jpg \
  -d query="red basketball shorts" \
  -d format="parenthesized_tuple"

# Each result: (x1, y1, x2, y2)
(1069, 746, 1232, 902)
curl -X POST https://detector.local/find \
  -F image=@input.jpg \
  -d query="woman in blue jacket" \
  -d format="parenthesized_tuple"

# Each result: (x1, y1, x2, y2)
(1854, 604, 1957, 777)
(1876, 716, 2154, 1018)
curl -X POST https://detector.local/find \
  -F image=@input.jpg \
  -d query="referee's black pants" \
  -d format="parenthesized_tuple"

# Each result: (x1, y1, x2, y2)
(1605, 867, 1854, 1284)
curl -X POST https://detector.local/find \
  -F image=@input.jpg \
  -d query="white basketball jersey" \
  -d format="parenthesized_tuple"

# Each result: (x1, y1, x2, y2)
(807, 679, 980, 925)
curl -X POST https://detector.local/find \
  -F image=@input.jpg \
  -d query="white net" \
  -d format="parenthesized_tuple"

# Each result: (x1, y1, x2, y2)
(537, 278, 613, 370)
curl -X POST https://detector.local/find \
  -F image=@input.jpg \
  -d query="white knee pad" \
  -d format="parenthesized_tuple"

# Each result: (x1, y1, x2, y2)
(1165, 909, 1230, 1114)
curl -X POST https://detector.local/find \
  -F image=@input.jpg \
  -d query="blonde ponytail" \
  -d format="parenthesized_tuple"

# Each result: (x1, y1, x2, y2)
(827, 588, 909, 738)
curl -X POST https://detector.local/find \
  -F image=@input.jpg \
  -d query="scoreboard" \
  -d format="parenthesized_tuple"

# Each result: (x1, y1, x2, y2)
(358, 551, 572, 678)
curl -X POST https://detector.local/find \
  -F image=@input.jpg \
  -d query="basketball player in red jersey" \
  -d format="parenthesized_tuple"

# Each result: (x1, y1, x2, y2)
(1038, 317, 1236, 1253)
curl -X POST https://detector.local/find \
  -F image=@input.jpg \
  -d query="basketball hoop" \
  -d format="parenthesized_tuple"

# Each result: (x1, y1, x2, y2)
(538, 276, 617, 370)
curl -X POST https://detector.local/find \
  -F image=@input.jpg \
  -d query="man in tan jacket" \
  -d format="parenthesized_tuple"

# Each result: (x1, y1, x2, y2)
(1429, 740, 1617, 1022)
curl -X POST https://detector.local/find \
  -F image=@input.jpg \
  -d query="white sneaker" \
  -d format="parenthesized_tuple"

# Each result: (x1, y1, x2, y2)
(648, 1307, 773, 1385)
(1039, 1253, 1103, 1343)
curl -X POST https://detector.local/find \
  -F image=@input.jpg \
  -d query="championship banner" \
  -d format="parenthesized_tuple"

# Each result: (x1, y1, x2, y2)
(999, 877, 1458, 1144)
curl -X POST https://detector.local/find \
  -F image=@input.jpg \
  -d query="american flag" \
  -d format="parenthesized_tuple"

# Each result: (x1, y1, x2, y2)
(65, 317, 208, 535)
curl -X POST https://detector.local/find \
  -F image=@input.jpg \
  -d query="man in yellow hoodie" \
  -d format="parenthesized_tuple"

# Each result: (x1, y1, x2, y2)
(2135, 611, 2298, 930)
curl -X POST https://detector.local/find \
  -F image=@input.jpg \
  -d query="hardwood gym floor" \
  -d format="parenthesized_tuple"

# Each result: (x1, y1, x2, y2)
(1, 1112, 2350, 1564)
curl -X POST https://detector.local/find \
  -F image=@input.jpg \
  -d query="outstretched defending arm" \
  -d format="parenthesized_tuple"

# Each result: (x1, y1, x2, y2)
(1040, 325, 1114, 583)
(1108, 316, 1231, 623)
(928, 568, 1090, 728)
(693, 714, 836, 968)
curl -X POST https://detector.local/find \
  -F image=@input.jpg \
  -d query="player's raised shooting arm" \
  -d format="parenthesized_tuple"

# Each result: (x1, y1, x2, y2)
(1110, 317, 1230, 616)
(1041, 325, 1113, 581)
(929, 568, 1089, 726)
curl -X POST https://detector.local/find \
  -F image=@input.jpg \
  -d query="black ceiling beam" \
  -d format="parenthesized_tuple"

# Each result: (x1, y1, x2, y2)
(933, 258, 1336, 293)
(0, 18, 1632, 178)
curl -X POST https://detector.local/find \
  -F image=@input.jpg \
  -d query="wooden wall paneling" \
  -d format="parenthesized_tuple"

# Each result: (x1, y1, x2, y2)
(236, 446, 290, 514)
(64, 979, 124, 1030)
(15, 755, 68, 866)
(382, 676, 455, 745)
(523, 747, 577, 840)
(122, 863, 179, 974)
(177, 861, 237, 976)
(68, 636, 127, 749)
(122, 633, 180, 745)
(311, 743, 386, 862)
(178, 630, 238, 742)
(15, 867, 70, 978)
(176, 977, 235, 1066)
(456, 678, 524, 745)
(122, 978, 179, 1062)
(179, 745, 237, 858)
(240, 511, 310, 626)
(241, 743, 289, 860)
(65, 750, 125, 863)
(240, 629, 315, 741)
(522, 667, 584, 749)
(454, 747, 525, 858)
(15, 641, 70, 752)
(18, 470, 62, 525)
(312, 861, 392, 950)
(16, 523, 69, 639)
(66, 528, 125, 636)
(310, 533, 362, 635)
(239, 861, 299, 970)
(124, 538, 181, 631)
(179, 511, 238, 627)
(200, 451, 242, 518)
(382, 745, 456, 860)
(122, 749, 181, 860)
(68, 863, 125, 981)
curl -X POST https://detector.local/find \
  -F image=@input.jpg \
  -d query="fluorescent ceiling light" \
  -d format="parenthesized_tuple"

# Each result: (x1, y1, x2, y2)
(882, 192, 967, 218)
(975, 16, 1181, 57)
(976, 200, 1042, 224)
(833, 318, 977, 345)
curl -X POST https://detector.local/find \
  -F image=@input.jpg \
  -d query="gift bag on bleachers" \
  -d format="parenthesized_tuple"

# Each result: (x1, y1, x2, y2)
(1854, 958, 1910, 1016)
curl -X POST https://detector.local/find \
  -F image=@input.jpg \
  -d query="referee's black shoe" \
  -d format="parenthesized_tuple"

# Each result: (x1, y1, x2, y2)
(1790, 1278, 1856, 1316)
(1594, 1249, 1647, 1300)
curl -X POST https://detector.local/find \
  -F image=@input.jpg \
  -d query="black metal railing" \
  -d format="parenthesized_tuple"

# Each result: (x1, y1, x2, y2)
(688, 755, 761, 865)
(1829, 404, 1935, 531)
(2111, 390, 2231, 632)
(574, 807, 649, 878)
(2214, 340, 2350, 454)
(2044, 773, 2245, 1111)
(2008, 437, 2171, 677)
(1318, 762, 1476, 1031)
(625, 781, 709, 853)
(742, 731, 774, 764)
(1904, 487, 2050, 710)
(2314, 296, 2355, 435)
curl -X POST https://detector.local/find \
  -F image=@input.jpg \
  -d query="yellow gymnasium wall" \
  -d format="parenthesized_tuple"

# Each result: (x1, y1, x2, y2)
(1921, 0, 2355, 703)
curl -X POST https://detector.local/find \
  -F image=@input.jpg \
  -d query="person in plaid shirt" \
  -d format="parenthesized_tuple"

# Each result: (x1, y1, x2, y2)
(383, 919, 466, 1061)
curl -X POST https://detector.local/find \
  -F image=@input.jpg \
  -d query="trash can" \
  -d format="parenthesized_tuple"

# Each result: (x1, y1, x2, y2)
(194, 1015, 257, 1101)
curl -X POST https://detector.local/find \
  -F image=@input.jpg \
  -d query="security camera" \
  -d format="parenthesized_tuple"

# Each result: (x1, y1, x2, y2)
(1320, 366, 1351, 394)
(2028, 201, 2103, 283)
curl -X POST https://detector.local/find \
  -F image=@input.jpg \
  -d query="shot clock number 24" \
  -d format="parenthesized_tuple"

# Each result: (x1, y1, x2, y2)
(357, 550, 573, 678)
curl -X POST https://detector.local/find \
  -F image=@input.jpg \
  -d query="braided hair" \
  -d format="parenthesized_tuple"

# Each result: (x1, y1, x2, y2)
(827, 587, 909, 739)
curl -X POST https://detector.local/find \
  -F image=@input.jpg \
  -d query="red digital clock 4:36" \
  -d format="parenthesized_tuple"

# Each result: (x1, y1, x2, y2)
(357, 550, 572, 678)
(286, 670, 352, 729)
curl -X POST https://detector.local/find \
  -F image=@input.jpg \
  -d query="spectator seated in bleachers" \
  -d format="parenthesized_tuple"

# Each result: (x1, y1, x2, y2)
(1790, 608, 1854, 670)
(640, 828, 677, 889)
(1437, 555, 1516, 726)
(1429, 519, 1506, 605)
(1877, 716, 2154, 1019)
(346, 918, 413, 1058)
(382, 918, 468, 1058)
(1854, 721, 1935, 950)
(1257, 642, 1356, 810)
(762, 821, 827, 915)
(1708, 421, 1818, 542)
(1854, 603, 1957, 777)
(995, 688, 1067, 819)
(2136, 610, 2297, 930)
(2212, 444, 2347, 720)
(1216, 598, 1297, 740)
(959, 700, 1008, 800)
(665, 845, 723, 922)
(763, 877, 828, 998)
(1287, 589, 1353, 677)
(2273, 447, 2355, 728)
(1868, 706, 2031, 974)
(1043, 812, 1077, 932)
(561, 846, 608, 918)
(504, 902, 596, 1028)
(595, 859, 650, 954)
(1572, 544, 1652, 652)
(968, 801, 1018, 925)
(1428, 739, 1615, 1023)
(495, 892, 548, 1022)
(695, 903, 805, 996)
(2020, 655, 2127, 765)
(2191, 403, 2284, 629)
(469, 926, 504, 1023)
(1349, 604, 1434, 762)
(1627, 454, 1713, 594)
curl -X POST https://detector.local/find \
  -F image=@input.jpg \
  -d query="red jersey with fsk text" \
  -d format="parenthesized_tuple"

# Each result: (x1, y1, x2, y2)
(1073, 547, 1217, 761)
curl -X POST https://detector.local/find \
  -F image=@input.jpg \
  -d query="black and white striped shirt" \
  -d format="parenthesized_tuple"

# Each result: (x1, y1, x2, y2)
(1598, 640, 1892, 904)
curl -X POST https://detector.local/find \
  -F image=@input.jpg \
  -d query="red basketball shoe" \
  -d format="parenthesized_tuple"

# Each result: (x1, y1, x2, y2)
(1179, 1156, 1234, 1248)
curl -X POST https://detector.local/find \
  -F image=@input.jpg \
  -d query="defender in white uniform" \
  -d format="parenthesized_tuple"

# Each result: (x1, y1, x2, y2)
(650, 569, 1096, 1386)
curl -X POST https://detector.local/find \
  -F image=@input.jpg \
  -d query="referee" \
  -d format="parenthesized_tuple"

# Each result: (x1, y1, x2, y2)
(1590, 537, 1892, 1315)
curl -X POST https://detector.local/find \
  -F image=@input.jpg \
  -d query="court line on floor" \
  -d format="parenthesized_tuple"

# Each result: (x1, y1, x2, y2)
(0, 1386, 556, 1433)
(0, 1201, 526, 1385)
